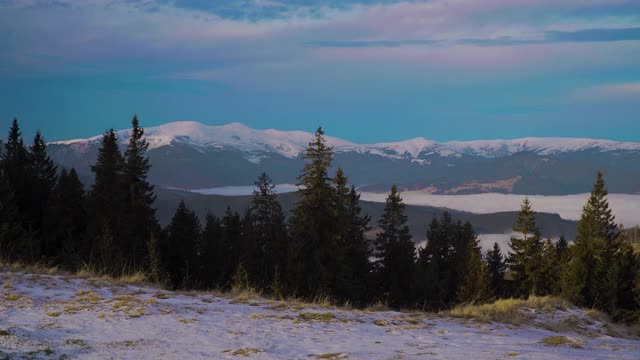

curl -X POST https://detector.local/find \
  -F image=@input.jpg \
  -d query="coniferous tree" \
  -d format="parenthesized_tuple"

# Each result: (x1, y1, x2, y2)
(2, 119, 30, 259)
(506, 198, 543, 297)
(43, 168, 87, 268)
(457, 231, 488, 304)
(165, 201, 201, 288)
(88, 129, 126, 268)
(199, 212, 226, 288)
(566, 172, 620, 310)
(0, 165, 22, 260)
(223, 207, 243, 287)
(247, 173, 288, 292)
(419, 213, 456, 307)
(28, 131, 57, 257)
(555, 235, 570, 263)
(374, 185, 415, 307)
(539, 237, 560, 295)
(485, 242, 506, 299)
(123, 115, 158, 268)
(332, 170, 372, 304)
(289, 127, 339, 297)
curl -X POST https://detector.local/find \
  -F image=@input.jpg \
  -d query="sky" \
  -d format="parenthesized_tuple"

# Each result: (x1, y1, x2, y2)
(1, 0, 639, 143)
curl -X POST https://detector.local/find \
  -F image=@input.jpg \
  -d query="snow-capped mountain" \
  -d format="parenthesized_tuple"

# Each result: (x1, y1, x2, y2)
(48, 121, 640, 195)
(54, 121, 640, 161)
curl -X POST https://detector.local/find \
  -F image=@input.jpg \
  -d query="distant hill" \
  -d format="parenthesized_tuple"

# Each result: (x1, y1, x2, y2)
(155, 188, 578, 242)
(49, 121, 640, 195)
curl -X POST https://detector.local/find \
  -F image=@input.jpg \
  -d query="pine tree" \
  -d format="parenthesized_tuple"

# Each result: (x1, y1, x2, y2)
(28, 130, 57, 257)
(0, 166, 22, 260)
(289, 127, 339, 297)
(199, 212, 227, 288)
(419, 213, 455, 307)
(43, 168, 87, 269)
(2, 119, 30, 259)
(146, 232, 161, 284)
(223, 207, 243, 287)
(88, 129, 126, 268)
(539, 237, 559, 295)
(506, 198, 543, 297)
(457, 234, 488, 304)
(485, 242, 506, 299)
(165, 201, 201, 288)
(374, 185, 415, 307)
(566, 172, 619, 310)
(248, 172, 288, 292)
(555, 235, 570, 262)
(123, 115, 158, 269)
(333, 178, 372, 304)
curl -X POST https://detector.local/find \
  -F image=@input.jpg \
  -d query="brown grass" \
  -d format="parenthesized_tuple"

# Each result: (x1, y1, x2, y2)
(444, 296, 569, 325)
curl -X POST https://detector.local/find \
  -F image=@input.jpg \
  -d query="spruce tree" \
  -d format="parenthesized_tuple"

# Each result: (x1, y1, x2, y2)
(374, 185, 415, 307)
(506, 198, 543, 297)
(123, 115, 158, 268)
(485, 242, 506, 299)
(28, 130, 57, 257)
(2, 119, 30, 259)
(539, 237, 560, 295)
(88, 129, 126, 268)
(199, 212, 227, 288)
(165, 201, 201, 288)
(566, 172, 620, 310)
(419, 213, 455, 307)
(0, 166, 22, 260)
(43, 168, 87, 269)
(223, 207, 243, 288)
(555, 235, 570, 263)
(333, 174, 372, 304)
(248, 172, 288, 292)
(289, 127, 339, 297)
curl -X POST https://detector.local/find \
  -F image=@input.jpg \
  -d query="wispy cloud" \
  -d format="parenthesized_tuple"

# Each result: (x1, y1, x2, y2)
(572, 82, 640, 101)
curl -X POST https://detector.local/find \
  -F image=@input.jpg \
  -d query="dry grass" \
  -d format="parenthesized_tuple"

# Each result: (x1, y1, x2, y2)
(298, 312, 337, 323)
(540, 336, 584, 348)
(444, 296, 569, 325)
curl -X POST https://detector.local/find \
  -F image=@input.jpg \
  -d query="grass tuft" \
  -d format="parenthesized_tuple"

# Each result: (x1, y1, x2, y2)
(445, 296, 568, 325)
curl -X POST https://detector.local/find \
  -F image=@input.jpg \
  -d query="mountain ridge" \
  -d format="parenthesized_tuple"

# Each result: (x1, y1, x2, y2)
(47, 121, 640, 195)
(51, 121, 640, 162)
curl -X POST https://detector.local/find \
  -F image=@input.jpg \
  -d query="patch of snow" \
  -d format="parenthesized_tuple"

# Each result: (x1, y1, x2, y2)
(2, 271, 640, 359)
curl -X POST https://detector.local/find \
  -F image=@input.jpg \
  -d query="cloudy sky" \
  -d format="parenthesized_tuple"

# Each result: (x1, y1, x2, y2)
(1, 0, 639, 142)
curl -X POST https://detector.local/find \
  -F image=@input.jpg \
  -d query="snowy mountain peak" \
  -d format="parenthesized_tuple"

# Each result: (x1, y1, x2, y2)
(51, 121, 640, 162)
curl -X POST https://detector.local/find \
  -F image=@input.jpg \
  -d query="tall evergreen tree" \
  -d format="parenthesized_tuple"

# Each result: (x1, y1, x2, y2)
(506, 198, 543, 297)
(333, 170, 372, 304)
(165, 201, 201, 288)
(485, 242, 506, 299)
(223, 207, 243, 287)
(199, 212, 228, 288)
(248, 172, 288, 292)
(123, 115, 158, 268)
(566, 172, 620, 310)
(555, 235, 570, 263)
(43, 168, 87, 268)
(419, 213, 456, 306)
(289, 127, 339, 297)
(374, 185, 415, 307)
(0, 165, 22, 260)
(539, 237, 560, 295)
(88, 129, 126, 268)
(2, 119, 30, 259)
(28, 130, 57, 257)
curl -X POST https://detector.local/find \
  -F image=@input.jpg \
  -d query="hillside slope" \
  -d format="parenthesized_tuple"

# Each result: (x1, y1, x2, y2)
(1, 270, 639, 359)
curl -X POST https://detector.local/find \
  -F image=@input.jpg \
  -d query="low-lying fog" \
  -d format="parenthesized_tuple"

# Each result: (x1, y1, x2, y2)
(191, 186, 640, 250)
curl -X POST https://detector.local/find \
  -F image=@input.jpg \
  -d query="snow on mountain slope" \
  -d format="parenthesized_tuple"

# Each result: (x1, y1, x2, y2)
(52, 121, 640, 162)
(2, 270, 640, 359)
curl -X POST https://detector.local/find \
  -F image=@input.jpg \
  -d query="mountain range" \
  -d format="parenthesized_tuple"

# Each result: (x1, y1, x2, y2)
(49, 121, 640, 195)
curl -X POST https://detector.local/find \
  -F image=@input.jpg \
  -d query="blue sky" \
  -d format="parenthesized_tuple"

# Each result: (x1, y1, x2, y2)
(1, 0, 639, 143)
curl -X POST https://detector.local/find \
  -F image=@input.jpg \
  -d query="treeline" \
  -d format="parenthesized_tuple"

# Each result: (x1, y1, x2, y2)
(1, 118, 639, 321)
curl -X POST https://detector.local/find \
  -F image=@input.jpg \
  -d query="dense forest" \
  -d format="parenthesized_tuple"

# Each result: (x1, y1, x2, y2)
(1, 117, 639, 322)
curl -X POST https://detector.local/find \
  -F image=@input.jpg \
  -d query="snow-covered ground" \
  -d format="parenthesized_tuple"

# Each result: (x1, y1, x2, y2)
(2, 271, 639, 359)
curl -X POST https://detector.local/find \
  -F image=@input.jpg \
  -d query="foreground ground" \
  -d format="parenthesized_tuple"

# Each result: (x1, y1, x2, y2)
(1, 270, 639, 359)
